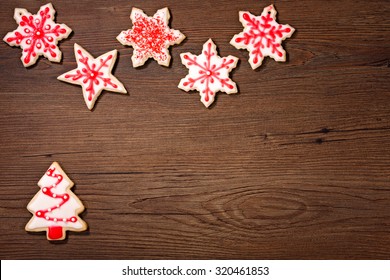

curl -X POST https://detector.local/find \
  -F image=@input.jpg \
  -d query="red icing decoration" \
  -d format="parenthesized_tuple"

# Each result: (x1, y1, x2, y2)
(181, 41, 237, 103)
(64, 48, 118, 101)
(3, 4, 71, 66)
(122, 11, 179, 62)
(117, 8, 185, 68)
(231, 5, 295, 69)
(35, 166, 77, 223)
(236, 12, 291, 60)
(48, 226, 63, 240)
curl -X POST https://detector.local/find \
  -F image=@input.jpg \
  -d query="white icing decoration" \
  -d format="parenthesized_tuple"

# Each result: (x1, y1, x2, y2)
(178, 39, 239, 108)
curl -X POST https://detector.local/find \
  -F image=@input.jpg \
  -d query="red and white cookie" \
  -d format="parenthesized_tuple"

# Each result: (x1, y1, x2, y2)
(58, 44, 127, 110)
(230, 5, 295, 69)
(26, 162, 87, 241)
(178, 39, 239, 108)
(117, 7, 185, 67)
(3, 3, 72, 67)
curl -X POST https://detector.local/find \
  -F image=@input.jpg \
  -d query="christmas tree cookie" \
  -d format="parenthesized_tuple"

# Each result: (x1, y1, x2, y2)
(230, 5, 295, 69)
(3, 3, 72, 67)
(26, 162, 87, 241)
(178, 39, 239, 108)
(58, 44, 127, 110)
(117, 7, 185, 67)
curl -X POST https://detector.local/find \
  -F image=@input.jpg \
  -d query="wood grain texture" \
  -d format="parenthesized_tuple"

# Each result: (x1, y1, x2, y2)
(0, 0, 389, 259)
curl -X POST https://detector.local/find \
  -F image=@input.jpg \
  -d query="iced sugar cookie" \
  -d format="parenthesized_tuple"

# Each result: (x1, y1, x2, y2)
(230, 5, 295, 69)
(26, 162, 87, 241)
(3, 3, 72, 67)
(58, 44, 127, 110)
(178, 39, 239, 108)
(117, 7, 185, 67)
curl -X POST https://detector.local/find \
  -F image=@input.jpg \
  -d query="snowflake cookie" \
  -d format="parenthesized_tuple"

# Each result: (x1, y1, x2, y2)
(26, 162, 87, 241)
(178, 39, 239, 108)
(58, 44, 127, 110)
(230, 4, 295, 70)
(117, 7, 185, 67)
(3, 3, 72, 67)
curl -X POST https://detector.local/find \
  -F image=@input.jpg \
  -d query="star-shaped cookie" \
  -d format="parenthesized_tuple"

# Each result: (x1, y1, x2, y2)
(230, 5, 295, 69)
(178, 39, 239, 108)
(117, 7, 185, 67)
(58, 44, 127, 110)
(3, 3, 72, 67)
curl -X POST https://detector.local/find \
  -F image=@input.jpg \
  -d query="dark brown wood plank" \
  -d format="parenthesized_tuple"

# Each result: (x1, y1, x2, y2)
(0, 0, 389, 259)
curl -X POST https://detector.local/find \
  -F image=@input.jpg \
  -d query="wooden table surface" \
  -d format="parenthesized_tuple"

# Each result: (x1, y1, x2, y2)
(0, 0, 389, 260)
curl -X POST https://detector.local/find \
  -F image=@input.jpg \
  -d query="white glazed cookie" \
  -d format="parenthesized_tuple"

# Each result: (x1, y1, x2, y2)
(3, 3, 72, 67)
(230, 4, 295, 70)
(178, 39, 239, 108)
(117, 7, 185, 67)
(58, 44, 127, 110)
(26, 162, 87, 241)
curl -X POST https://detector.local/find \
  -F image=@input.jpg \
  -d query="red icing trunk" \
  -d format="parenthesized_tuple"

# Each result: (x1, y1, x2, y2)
(48, 226, 63, 240)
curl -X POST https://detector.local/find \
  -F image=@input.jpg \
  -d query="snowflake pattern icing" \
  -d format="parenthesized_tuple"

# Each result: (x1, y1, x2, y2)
(178, 39, 239, 108)
(230, 5, 295, 70)
(117, 7, 185, 67)
(58, 44, 127, 110)
(3, 3, 72, 67)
